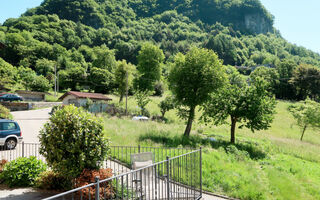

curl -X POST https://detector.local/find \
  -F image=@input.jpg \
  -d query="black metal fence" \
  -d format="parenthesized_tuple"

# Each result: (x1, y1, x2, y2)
(0, 143, 202, 200)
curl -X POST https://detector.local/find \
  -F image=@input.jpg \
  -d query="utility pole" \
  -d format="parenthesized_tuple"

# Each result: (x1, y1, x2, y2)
(54, 65, 57, 97)
(57, 71, 59, 95)
(125, 71, 128, 116)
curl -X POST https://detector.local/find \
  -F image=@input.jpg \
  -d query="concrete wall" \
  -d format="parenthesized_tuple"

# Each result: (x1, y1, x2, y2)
(18, 93, 45, 102)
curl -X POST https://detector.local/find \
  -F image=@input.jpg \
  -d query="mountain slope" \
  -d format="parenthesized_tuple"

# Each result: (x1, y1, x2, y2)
(0, 0, 319, 93)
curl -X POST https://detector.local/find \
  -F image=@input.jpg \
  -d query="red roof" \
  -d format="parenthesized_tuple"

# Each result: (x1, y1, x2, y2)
(59, 91, 112, 101)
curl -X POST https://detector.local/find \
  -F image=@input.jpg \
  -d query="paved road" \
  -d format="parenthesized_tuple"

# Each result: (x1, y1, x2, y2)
(11, 108, 51, 143)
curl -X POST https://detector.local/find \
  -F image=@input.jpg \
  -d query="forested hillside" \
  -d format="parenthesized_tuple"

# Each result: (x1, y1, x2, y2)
(1, 0, 320, 98)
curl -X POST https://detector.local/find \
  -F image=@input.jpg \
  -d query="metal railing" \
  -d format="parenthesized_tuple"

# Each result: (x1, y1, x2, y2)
(0, 143, 202, 200)
(0, 142, 45, 162)
(44, 149, 202, 200)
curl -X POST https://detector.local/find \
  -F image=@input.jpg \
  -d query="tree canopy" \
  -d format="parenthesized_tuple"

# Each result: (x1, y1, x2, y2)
(202, 66, 276, 143)
(169, 47, 226, 136)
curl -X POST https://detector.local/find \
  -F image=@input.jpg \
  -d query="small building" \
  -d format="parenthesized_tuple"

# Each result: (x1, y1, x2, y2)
(15, 90, 46, 102)
(59, 91, 112, 113)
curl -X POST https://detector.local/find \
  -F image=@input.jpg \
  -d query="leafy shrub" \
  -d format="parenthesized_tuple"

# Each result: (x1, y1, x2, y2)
(0, 156, 47, 187)
(0, 105, 12, 119)
(39, 105, 109, 179)
(35, 171, 72, 190)
(75, 169, 113, 199)
(159, 95, 175, 118)
(134, 91, 151, 116)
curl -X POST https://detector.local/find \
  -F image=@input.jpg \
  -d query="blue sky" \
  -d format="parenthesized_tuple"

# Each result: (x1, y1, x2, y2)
(1, 0, 320, 53)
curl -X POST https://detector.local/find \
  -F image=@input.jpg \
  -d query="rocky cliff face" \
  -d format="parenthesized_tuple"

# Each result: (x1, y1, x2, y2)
(245, 14, 273, 34)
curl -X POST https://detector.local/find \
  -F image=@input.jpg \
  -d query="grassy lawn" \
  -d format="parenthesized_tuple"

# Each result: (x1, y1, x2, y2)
(103, 95, 320, 200)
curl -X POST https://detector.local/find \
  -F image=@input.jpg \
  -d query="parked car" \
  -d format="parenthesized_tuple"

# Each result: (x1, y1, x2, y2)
(0, 119, 23, 150)
(0, 94, 23, 102)
(132, 116, 149, 121)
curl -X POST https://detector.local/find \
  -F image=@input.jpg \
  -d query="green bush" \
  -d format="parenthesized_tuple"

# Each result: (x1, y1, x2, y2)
(0, 156, 47, 187)
(35, 170, 72, 190)
(0, 105, 12, 119)
(39, 105, 109, 179)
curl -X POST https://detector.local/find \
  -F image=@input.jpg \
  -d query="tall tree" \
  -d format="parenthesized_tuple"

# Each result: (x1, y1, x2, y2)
(288, 99, 320, 141)
(135, 43, 164, 92)
(202, 66, 276, 144)
(168, 47, 226, 137)
(290, 64, 320, 100)
(275, 59, 297, 100)
(115, 60, 135, 102)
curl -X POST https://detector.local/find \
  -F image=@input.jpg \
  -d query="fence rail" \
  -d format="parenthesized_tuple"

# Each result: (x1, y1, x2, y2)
(0, 143, 202, 200)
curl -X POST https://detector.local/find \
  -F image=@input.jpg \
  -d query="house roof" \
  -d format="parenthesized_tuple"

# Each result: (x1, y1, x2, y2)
(59, 91, 112, 101)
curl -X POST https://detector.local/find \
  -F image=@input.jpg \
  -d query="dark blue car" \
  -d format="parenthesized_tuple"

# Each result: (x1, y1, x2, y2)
(0, 119, 23, 150)
(0, 94, 23, 102)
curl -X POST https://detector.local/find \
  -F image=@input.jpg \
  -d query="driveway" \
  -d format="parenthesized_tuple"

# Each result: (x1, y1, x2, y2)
(11, 108, 51, 143)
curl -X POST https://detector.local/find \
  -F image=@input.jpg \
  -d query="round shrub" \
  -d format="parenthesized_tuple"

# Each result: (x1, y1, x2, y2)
(39, 105, 109, 179)
(0, 105, 12, 119)
(0, 156, 47, 187)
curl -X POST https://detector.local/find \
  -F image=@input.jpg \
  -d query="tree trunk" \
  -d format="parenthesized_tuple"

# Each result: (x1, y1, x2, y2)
(300, 125, 307, 141)
(119, 94, 123, 103)
(184, 106, 196, 137)
(230, 117, 237, 144)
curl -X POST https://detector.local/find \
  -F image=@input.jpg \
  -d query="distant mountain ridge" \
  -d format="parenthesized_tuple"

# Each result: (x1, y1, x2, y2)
(24, 0, 274, 34)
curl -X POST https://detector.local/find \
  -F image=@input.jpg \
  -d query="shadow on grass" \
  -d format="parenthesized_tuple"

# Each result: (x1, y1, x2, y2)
(138, 131, 267, 160)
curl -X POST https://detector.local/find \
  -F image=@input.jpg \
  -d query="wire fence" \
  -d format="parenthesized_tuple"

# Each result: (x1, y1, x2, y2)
(0, 143, 202, 200)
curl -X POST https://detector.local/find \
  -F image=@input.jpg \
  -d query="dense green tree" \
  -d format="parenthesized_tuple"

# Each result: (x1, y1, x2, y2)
(290, 64, 320, 100)
(250, 66, 279, 94)
(28, 75, 52, 92)
(168, 47, 226, 137)
(202, 67, 276, 144)
(115, 60, 135, 102)
(88, 67, 114, 94)
(0, 58, 17, 86)
(275, 59, 297, 99)
(288, 99, 320, 141)
(59, 66, 86, 91)
(135, 43, 165, 92)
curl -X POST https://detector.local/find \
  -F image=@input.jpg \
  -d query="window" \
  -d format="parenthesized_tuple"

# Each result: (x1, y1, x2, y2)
(0, 122, 16, 131)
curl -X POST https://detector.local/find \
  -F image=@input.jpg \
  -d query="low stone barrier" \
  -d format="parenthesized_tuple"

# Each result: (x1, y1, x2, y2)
(0, 102, 62, 111)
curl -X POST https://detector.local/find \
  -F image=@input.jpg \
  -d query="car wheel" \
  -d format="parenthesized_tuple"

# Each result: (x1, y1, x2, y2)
(5, 138, 17, 150)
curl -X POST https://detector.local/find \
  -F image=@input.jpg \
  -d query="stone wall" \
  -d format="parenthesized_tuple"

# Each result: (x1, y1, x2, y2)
(0, 102, 30, 111)
(1, 102, 62, 111)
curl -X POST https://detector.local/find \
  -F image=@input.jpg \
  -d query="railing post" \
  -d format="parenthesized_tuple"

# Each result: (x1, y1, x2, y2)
(22, 142, 24, 157)
(95, 176, 100, 200)
(138, 144, 141, 153)
(200, 147, 202, 198)
(166, 156, 170, 200)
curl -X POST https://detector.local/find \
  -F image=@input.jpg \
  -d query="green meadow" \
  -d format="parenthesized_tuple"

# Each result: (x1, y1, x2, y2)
(103, 95, 320, 200)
